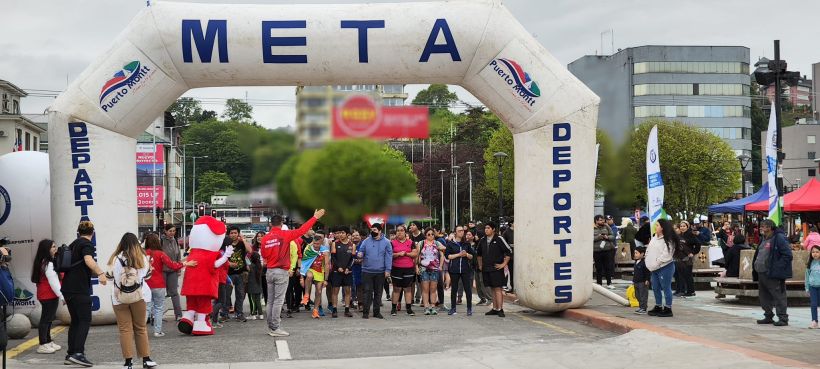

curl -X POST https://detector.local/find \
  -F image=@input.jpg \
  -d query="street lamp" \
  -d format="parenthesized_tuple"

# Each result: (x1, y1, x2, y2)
(737, 154, 750, 198)
(191, 155, 208, 209)
(439, 169, 446, 231)
(452, 165, 460, 228)
(493, 152, 508, 224)
(465, 161, 474, 222)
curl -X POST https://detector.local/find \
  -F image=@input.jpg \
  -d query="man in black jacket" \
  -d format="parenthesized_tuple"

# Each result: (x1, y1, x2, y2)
(635, 216, 651, 247)
(477, 222, 512, 317)
(753, 220, 793, 326)
(724, 234, 750, 278)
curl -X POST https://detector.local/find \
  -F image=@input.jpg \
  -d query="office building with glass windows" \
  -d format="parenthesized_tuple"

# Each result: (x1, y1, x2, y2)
(568, 46, 752, 161)
(294, 84, 409, 149)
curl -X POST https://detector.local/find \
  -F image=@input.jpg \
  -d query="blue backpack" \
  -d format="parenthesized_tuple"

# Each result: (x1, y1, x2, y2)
(0, 266, 13, 306)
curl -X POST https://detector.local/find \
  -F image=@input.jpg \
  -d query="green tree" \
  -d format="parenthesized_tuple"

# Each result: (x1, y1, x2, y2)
(596, 129, 616, 192)
(195, 171, 235, 203)
(621, 119, 741, 221)
(750, 92, 766, 191)
(412, 84, 458, 115)
(168, 97, 217, 124)
(276, 152, 316, 219)
(181, 120, 252, 191)
(222, 98, 254, 124)
(284, 140, 417, 225)
(483, 127, 514, 219)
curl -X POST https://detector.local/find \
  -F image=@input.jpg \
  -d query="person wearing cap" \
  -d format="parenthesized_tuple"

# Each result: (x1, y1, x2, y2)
(357, 223, 393, 319)
(606, 215, 619, 241)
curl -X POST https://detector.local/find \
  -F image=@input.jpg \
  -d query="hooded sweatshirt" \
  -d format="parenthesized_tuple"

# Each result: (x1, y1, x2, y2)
(645, 235, 674, 272)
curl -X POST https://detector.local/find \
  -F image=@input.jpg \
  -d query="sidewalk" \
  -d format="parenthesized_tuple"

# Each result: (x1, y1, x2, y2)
(506, 280, 820, 367)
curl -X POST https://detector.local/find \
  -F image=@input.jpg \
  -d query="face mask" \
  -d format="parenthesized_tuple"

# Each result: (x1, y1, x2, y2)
(370, 231, 379, 238)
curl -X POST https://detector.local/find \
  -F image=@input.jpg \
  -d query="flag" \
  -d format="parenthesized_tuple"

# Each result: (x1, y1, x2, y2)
(12, 135, 21, 152)
(765, 108, 782, 226)
(646, 125, 665, 228)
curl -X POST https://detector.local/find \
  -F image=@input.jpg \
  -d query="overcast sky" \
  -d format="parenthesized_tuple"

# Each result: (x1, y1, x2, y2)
(1, 0, 817, 129)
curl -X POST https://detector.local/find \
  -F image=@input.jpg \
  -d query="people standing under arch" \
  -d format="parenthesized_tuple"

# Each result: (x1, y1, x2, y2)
(477, 222, 511, 317)
(358, 223, 392, 319)
(160, 224, 183, 321)
(251, 231, 267, 304)
(390, 225, 417, 317)
(330, 226, 356, 318)
(226, 226, 252, 322)
(300, 233, 330, 319)
(419, 228, 444, 315)
(351, 229, 364, 312)
(446, 226, 475, 316)
(31, 239, 63, 354)
(467, 229, 491, 306)
(144, 233, 196, 337)
(408, 221, 425, 305)
(246, 251, 265, 320)
(646, 219, 677, 318)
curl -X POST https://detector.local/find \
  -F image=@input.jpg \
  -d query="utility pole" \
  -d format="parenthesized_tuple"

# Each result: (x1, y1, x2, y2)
(151, 125, 160, 233)
(452, 165, 460, 228)
(465, 161, 474, 222)
(439, 169, 446, 231)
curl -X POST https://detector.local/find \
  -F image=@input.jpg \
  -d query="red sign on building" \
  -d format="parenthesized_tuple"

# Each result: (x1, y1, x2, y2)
(332, 95, 429, 139)
(136, 143, 164, 210)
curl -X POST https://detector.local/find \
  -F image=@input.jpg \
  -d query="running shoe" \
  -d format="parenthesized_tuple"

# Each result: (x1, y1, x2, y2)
(300, 294, 310, 305)
(312, 309, 320, 319)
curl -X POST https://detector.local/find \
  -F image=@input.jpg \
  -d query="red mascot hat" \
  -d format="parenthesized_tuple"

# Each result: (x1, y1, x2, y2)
(195, 215, 226, 236)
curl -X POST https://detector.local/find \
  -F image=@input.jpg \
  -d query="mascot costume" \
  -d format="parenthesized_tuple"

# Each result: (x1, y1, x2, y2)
(178, 216, 232, 335)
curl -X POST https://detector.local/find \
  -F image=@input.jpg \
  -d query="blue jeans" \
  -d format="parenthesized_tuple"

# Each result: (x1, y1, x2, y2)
(651, 262, 675, 308)
(809, 286, 820, 322)
(147, 288, 166, 332)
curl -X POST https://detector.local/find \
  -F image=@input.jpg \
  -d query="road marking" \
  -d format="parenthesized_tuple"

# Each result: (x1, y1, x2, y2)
(7, 325, 67, 359)
(275, 340, 292, 361)
(513, 313, 577, 335)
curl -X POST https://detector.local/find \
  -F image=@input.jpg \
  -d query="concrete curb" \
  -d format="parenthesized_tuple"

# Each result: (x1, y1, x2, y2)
(560, 308, 817, 368)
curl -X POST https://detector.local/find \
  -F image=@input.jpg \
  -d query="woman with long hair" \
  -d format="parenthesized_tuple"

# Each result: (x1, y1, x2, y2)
(31, 239, 63, 354)
(418, 228, 444, 315)
(144, 233, 196, 337)
(645, 219, 678, 318)
(252, 231, 267, 304)
(674, 221, 701, 297)
(108, 232, 157, 369)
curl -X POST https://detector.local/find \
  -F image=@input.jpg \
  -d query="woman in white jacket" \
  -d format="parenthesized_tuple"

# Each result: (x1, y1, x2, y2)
(31, 239, 64, 354)
(645, 219, 679, 317)
(107, 233, 158, 369)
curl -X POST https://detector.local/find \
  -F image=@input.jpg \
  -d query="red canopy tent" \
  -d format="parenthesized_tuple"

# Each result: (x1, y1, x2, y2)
(746, 178, 820, 212)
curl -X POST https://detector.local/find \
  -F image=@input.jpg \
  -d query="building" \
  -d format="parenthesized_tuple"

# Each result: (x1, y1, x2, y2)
(294, 84, 409, 149)
(136, 116, 185, 235)
(761, 74, 812, 108)
(813, 62, 820, 120)
(0, 79, 45, 154)
(760, 123, 820, 191)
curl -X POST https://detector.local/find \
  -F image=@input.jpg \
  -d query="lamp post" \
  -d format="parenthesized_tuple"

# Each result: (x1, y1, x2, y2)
(151, 125, 161, 232)
(439, 169, 446, 231)
(180, 142, 199, 249)
(191, 155, 208, 209)
(737, 154, 750, 198)
(493, 152, 508, 224)
(452, 165, 460, 228)
(465, 161, 474, 222)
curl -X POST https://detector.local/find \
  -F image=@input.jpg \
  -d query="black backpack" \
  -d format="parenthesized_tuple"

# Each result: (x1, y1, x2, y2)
(55, 243, 83, 273)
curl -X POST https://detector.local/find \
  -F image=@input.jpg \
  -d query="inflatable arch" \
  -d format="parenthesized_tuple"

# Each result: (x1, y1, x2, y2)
(48, 0, 598, 323)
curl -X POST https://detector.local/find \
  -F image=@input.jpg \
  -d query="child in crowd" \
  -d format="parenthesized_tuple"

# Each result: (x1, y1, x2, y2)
(806, 245, 820, 329)
(633, 246, 650, 315)
(247, 251, 264, 320)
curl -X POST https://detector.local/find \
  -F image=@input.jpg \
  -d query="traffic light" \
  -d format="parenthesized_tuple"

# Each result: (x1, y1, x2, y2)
(211, 209, 217, 217)
(198, 205, 205, 216)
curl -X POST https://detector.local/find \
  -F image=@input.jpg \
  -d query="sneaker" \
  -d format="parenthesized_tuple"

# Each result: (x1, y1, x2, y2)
(344, 310, 353, 318)
(318, 307, 325, 317)
(606, 285, 615, 290)
(312, 309, 320, 319)
(673, 292, 684, 297)
(406, 307, 415, 316)
(466, 308, 473, 316)
(773, 320, 789, 327)
(390, 307, 397, 316)
(684, 292, 696, 297)
(657, 307, 673, 317)
(756, 318, 775, 324)
(236, 315, 247, 322)
(424, 308, 431, 316)
(68, 353, 94, 367)
(448, 308, 457, 316)
(437, 305, 448, 312)
(457, 298, 462, 305)
(153, 332, 165, 337)
(213, 322, 224, 328)
(258, 314, 265, 320)
(65, 354, 73, 365)
(634, 309, 647, 315)
(485, 309, 499, 316)
(497, 309, 506, 318)
(267, 328, 290, 337)
(48, 342, 62, 351)
(143, 359, 159, 368)
(373, 313, 385, 319)
(37, 344, 56, 354)
(300, 294, 310, 305)
(248, 315, 257, 320)
(647, 306, 662, 316)
(431, 309, 438, 316)
(477, 299, 488, 306)
(362, 312, 370, 319)
(809, 321, 818, 329)
(123, 364, 133, 369)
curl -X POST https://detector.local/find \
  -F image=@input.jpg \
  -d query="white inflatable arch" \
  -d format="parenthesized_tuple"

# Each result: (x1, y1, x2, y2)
(49, 0, 598, 323)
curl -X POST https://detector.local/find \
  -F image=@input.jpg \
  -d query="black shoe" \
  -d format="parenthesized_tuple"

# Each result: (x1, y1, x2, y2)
(64, 354, 73, 365)
(362, 313, 369, 319)
(390, 307, 397, 316)
(68, 353, 94, 367)
(657, 307, 673, 317)
(373, 313, 384, 319)
(497, 309, 506, 318)
(685, 292, 696, 297)
(286, 310, 293, 318)
(647, 306, 662, 316)
(673, 292, 683, 297)
(485, 309, 499, 316)
(143, 358, 159, 368)
(756, 318, 775, 324)
(406, 307, 415, 316)
(773, 320, 789, 327)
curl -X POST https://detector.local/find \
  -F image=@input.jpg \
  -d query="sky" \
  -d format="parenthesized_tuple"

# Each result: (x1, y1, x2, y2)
(1, 0, 817, 129)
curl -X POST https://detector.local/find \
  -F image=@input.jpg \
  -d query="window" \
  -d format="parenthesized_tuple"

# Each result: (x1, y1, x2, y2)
(24, 132, 30, 150)
(809, 152, 817, 160)
(12, 100, 19, 114)
(33, 137, 37, 151)
(633, 105, 749, 118)
(633, 61, 750, 75)
(809, 135, 816, 144)
(302, 98, 325, 108)
(810, 169, 817, 177)
(382, 85, 404, 93)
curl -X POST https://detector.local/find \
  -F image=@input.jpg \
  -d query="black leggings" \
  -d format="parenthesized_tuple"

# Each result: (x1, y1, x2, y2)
(285, 272, 302, 310)
(39, 298, 59, 345)
(593, 249, 615, 285)
(675, 261, 695, 294)
(449, 272, 473, 309)
(65, 294, 92, 355)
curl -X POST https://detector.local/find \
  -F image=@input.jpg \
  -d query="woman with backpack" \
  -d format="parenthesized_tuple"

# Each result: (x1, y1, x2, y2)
(31, 239, 63, 354)
(107, 232, 158, 369)
(144, 233, 196, 337)
(418, 228, 444, 315)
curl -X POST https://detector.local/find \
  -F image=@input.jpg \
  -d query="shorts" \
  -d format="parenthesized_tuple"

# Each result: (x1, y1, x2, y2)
(420, 270, 440, 282)
(329, 271, 353, 287)
(483, 270, 506, 288)
(307, 269, 325, 283)
(391, 267, 415, 288)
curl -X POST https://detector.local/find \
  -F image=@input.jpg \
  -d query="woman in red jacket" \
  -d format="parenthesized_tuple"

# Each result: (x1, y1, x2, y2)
(145, 233, 196, 337)
(31, 239, 63, 354)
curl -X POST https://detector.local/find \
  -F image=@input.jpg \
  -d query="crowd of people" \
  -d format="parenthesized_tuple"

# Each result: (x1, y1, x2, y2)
(29, 213, 516, 368)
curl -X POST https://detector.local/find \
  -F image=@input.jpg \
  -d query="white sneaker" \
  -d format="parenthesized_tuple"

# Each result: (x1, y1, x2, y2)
(48, 341, 62, 351)
(144, 359, 159, 368)
(248, 315, 256, 320)
(37, 344, 56, 354)
(606, 285, 616, 290)
(258, 314, 265, 320)
(153, 332, 165, 337)
(267, 328, 290, 337)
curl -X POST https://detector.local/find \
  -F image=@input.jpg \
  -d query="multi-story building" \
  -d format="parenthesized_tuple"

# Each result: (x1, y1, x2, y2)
(0, 79, 45, 155)
(813, 62, 820, 120)
(760, 123, 820, 191)
(294, 84, 409, 149)
(136, 117, 185, 235)
(760, 72, 812, 108)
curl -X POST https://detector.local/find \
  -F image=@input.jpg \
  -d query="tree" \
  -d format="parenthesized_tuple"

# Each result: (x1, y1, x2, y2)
(750, 92, 766, 191)
(222, 98, 254, 124)
(168, 97, 217, 124)
(181, 120, 252, 191)
(195, 171, 234, 203)
(282, 140, 417, 225)
(412, 84, 458, 115)
(596, 129, 616, 192)
(620, 119, 741, 221)
(275, 153, 315, 220)
(483, 126, 514, 219)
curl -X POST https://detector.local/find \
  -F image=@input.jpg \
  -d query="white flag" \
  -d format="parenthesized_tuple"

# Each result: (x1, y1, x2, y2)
(765, 108, 782, 225)
(646, 125, 665, 225)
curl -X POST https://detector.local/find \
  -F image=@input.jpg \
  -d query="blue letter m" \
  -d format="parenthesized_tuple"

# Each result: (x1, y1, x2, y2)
(182, 20, 229, 63)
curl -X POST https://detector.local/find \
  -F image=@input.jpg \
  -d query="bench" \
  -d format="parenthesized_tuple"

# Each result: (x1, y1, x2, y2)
(713, 249, 810, 304)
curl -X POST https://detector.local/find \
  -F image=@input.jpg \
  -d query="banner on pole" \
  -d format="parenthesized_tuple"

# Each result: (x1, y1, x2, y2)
(765, 108, 782, 225)
(646, 125, 665, 225)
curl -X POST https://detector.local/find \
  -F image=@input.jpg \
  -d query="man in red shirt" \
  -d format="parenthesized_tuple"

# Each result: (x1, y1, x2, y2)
(261, 209, 325, 337)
